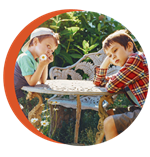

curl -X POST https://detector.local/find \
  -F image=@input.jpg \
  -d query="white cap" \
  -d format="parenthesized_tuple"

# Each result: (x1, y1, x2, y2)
(21, 27, 55, 53)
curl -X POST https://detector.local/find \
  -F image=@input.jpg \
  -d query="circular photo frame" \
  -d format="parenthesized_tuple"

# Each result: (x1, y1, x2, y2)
(3, 9, 148, 147)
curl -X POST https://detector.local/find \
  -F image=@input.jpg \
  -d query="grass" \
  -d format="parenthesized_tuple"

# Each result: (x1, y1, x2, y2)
(18, 92, 131, 145)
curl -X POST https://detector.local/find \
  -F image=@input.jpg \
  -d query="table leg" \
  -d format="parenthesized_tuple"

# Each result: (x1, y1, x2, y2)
(74, 95, 81, 144)
(95, 95, 113, 144)
(26, 92, 44, 127)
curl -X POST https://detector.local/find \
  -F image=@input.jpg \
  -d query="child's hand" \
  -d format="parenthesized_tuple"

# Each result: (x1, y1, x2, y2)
(48, 54, 54, 63)
(100, 56, 111, 69)
(39, 54, 53, 67)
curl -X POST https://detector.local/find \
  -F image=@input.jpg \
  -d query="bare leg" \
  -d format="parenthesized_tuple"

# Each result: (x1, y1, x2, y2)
(104, 116, 118, 141)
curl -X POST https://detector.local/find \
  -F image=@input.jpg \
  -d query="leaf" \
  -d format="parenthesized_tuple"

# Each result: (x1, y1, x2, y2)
(97, 23, 101, 32)
(90, 37, 93, 45)
(88, 43, 99, 51)
(75, 45, 85, 52)
(61, 44, 67, 50)
(50, 17, 57, 23)
(99, 34, 106, 41)
(84, 50, 89, 54)
(92, 36, 99, 44)
(69, 54, 83, 59)
(69, 27, 80, 36)
(91, 18, 97, 24)
(91, 12, 100, 19)
(61, 19, 74, 21)
(55, 45, 61, 55)
(50, 25, 59, 30)
(82, 40, 89, 50)
(60, 27, 80, 36)
(69, 49, 83, 55)
(67, 39, 74, 42)
(60, 53, 73, 65)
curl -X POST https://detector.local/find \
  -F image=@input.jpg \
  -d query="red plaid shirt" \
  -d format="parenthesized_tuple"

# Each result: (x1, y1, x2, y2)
(93, 52, 149, 107)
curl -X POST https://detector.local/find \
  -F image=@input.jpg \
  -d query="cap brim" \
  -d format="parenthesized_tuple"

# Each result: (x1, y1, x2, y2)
(21, 39, 31, 53)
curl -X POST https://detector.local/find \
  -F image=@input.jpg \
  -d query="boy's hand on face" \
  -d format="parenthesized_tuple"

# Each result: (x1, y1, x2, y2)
(48, 54, 54, 63)
(100, 56, 111, 69)
(105, 56, 111, 64)
(39, 54, 53, 67)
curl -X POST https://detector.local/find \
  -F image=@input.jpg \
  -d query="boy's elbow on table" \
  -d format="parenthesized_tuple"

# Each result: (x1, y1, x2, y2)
(93, 81, 118, 93)
(93, 80, 106, 87)
(25, 75, 36, 86)
(29, 78, 46, 86)
(28, 82, 37, 87)
(106, 84, 120, 93)
(40, 79, 46, 84)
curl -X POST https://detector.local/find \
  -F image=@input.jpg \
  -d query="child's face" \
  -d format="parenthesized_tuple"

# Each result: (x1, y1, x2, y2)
(35, 37, 57, 59)
(105, 42, 133, 67)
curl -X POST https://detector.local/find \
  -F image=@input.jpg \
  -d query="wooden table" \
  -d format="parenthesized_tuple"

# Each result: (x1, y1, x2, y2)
(22, 80, 123, 144)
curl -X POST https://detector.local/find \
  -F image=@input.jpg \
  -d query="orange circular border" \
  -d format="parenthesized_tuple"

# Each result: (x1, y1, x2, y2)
(3, 9, 82, 143)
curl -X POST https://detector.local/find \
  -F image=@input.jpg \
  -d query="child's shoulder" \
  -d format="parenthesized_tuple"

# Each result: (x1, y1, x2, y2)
(17, 51, 33, 67)
(125, 51, 148, 69)
(17, 51, 33, 63)
(17, 51, 39, 70)
(128, 51, 145, 62)
(17, 52, 27, 59)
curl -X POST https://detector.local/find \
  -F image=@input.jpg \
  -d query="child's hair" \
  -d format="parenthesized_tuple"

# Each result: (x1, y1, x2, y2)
(102, 29, 138, 53)
(29, 33, 60, 47)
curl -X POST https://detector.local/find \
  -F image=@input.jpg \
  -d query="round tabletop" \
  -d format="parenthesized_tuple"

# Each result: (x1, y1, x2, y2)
(22, 80, 122, 96)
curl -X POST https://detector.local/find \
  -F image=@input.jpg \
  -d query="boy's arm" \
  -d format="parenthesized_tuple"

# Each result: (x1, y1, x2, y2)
(105, 55, 145, 93)
(94, 54, 145, 94)
(100, 56, 111, 69)
(25, 57, 52, 86)
(93, 56, 111, 86)
(39, 65, 48, 84)
(39, 55, 53, 84)
(24, 63, 46, 86)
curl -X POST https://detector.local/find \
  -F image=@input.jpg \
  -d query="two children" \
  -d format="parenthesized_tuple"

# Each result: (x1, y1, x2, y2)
(93, 30, 149, 141)
(14, 27, 59, 101)
(15, 26, 148, 142)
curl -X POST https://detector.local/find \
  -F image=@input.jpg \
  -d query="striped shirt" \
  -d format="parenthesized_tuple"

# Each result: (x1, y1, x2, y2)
(93, 52, 149, 107)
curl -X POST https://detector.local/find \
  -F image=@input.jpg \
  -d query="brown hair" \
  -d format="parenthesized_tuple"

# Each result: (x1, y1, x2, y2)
(29, 33, 60, 47)
(102, 30, 138, 53)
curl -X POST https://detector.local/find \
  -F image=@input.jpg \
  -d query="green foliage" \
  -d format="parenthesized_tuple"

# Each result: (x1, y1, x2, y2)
(18, 93, 58, 138)
(75, 40, 99, 54)
(39, 11, 142, 68)
(52, 119, 75, 144)
(19, 11, 142, 68)
(18, 92, 53, 117)
(109, 93, 133, 109)
(52, 109, 99, 145)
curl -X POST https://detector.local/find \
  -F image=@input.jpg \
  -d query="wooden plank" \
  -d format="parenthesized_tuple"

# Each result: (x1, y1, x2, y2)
(74, 95, 81, 144)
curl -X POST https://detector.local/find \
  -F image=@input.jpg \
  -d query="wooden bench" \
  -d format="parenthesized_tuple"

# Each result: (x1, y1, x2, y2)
(49, 49, 121, 111)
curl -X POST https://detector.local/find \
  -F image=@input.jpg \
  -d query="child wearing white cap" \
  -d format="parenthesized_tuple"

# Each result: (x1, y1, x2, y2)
(14, 27, 59, 100)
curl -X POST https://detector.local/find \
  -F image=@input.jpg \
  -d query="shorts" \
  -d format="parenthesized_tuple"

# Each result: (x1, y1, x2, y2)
(112, 106, 141, 134)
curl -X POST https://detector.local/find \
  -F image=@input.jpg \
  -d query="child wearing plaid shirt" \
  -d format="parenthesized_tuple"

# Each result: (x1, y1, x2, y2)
(93, 30, 149, 141)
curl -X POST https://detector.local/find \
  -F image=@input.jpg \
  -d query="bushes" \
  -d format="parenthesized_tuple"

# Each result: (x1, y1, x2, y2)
(20, 11, 142, 70)
(32, 11, 141, 69)
(52, 109, 99, 145)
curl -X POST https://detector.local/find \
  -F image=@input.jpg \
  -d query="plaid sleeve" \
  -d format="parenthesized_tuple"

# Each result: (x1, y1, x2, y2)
(93, 66, 109, 86)
(106, 54, 145, 93)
